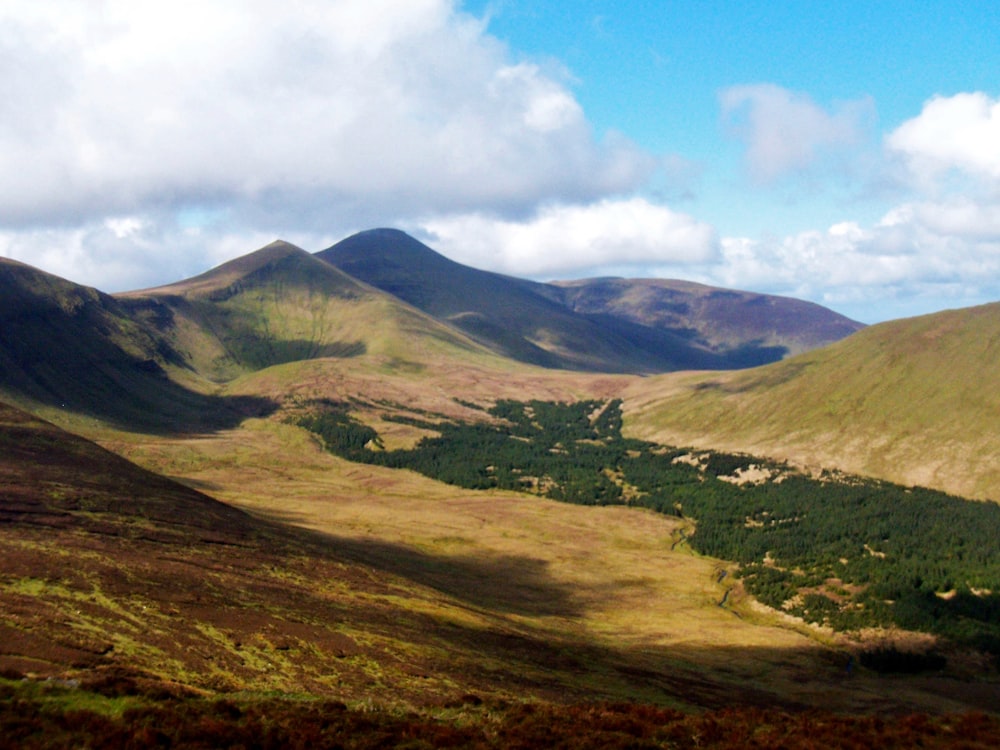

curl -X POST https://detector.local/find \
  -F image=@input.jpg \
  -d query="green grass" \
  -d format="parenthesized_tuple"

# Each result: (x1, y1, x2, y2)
(625, 301, 1000, 501)
(124, 243, 496, 385)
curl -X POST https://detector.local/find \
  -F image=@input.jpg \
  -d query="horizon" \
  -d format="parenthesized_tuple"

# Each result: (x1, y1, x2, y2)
(1, 1, 998, 324)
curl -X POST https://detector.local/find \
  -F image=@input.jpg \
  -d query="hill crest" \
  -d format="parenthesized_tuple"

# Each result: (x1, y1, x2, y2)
(552, 276, 864, 357)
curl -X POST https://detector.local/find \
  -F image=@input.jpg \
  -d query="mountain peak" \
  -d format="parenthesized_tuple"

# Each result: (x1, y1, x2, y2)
(319, 228, 454, 273)
(127, 240, 330, 299)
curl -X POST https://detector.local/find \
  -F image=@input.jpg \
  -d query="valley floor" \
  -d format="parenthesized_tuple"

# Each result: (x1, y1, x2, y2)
(99, 416, 1000, 715)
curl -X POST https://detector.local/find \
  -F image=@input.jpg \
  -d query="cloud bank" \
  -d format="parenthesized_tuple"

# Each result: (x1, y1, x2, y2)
(0, 0, 655, 289)
(0, 0, 658, 228)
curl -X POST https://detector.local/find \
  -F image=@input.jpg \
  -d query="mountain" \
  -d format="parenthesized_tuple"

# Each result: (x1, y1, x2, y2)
(0, 258, 271, 431)
(624, 301, 1000, 500)
(0, 232, 862, 431)
(317, 228, 858, 372)
(550, 277, 864, 358)
(120, 240, 494, 383)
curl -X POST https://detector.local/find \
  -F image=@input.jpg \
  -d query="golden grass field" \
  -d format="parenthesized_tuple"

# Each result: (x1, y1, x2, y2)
(89, 357, 1000, 714)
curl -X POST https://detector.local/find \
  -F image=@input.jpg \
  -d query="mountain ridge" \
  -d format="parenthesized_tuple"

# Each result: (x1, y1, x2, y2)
(119, 237, 496, 383)
(1, 231, 991, 502)
(317, 228, 861, 372)
(551, 276, 864, 357)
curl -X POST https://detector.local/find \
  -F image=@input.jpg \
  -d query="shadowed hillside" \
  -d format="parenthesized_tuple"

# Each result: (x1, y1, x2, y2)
(624, 301, 1000, 500)
(318, 228, 831, 372)
(0, 259, 274, 432)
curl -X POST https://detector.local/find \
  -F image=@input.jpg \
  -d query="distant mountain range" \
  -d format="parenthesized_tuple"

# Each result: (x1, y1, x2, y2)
(0, 229, 861, 423)
(2, 228, 995, 499)
(319, 228, 863, 372)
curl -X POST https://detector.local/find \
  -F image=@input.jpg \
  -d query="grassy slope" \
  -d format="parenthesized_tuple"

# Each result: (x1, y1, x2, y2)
(3, 398, 750, 709)
(0, 398, 903, 714)
(121, 240, 497, 384)
(624, 302, 1000, 501)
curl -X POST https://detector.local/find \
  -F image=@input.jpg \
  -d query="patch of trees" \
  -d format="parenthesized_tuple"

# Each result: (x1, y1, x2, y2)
(297, 399, 1000, 651)
(295, 400, 381, 459)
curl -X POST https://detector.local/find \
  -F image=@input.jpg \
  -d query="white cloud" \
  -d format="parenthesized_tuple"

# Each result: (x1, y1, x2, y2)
(880, 198, 1000, 241)
(0, 0, 655, 231)
(420, 198, 719, 277)
(0, 0, 667, 290)
(711, 203, 1000, 322)
(887, 92, 1000, 184)
(0, 217, 271, 292)
(720, 84, 873, 184)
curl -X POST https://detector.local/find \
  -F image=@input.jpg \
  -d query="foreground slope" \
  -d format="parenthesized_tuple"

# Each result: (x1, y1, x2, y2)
(3, 399, 745, 707)
(7, 398, 953, 713)
(624, 301, 1000, 500)
(318, 228, 843, 372)
(102, 409, 1000, 715)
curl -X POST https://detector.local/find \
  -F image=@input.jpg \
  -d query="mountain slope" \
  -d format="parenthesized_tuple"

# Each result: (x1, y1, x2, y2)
(0, 258, 271, 431)
(624, 301, 1000, 500)
(317, 228, 811, 372)
(120, 240, 495, 383)
(3, 399, 670, 702)
(551, 277, 864, 358)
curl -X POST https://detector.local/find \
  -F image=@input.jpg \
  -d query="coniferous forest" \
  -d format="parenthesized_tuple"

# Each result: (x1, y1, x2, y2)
(297, 399, 1000, 656)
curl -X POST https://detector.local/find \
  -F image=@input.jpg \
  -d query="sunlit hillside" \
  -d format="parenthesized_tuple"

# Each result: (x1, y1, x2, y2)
(624, 302, 1000, 501)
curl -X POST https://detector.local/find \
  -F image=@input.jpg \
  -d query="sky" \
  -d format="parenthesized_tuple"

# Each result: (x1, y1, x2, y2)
(1, 1, 999, 323)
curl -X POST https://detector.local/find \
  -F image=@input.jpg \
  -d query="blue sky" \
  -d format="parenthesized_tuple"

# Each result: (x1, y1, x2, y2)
(1, 1, 998, 322)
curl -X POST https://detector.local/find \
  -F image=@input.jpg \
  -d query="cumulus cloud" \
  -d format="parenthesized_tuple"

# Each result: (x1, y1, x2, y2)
(720, 84, 873, 184)
(0, 216, 286, 292)
(0, 0, 654, 231)
(887, 92, 1000, 184)
(0, 0, 669, 289)
(419, 198, 719, 277)
(711, 206, 1000, 323)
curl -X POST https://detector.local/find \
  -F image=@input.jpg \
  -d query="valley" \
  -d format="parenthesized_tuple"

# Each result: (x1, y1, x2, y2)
(1, 231, 999, 745)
